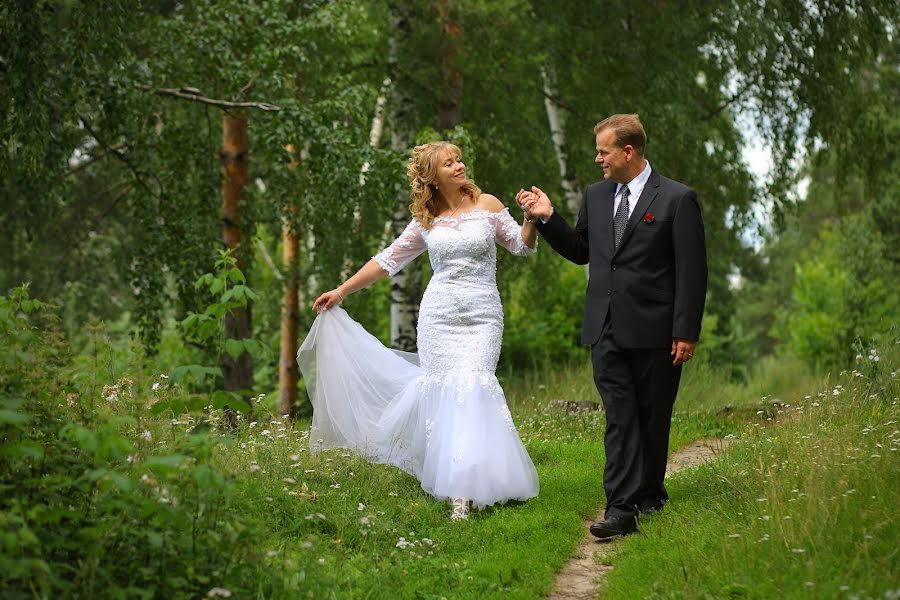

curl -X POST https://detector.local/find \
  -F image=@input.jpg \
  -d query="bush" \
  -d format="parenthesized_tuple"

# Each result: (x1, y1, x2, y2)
(0, 286, 276, 598)
(779, 214, 897, 370)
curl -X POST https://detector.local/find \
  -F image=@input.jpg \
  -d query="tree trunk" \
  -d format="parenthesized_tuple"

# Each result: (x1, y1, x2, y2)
(278, 143, 305, 418)
(359, 77, 391, 188)
(437, 0, 463, 130)
(387, 1, 420, 352)
(341, 77, 391, 280)
(541, 63, 583, 216)
(278, 209, 299, 418)
(220, 112, 253, 412)
(541, 63, 588, 279)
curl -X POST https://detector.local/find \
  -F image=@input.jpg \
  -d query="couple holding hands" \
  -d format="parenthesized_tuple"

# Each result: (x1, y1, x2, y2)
(298, 113, 707, 535)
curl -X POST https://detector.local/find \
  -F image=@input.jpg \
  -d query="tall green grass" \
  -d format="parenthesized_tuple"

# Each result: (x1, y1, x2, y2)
(602, 343, 899, 598)
(4, 284, 889, 598)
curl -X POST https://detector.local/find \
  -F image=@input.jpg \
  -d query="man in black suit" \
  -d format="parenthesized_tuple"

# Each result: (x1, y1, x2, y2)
(518, 114, 707, 539)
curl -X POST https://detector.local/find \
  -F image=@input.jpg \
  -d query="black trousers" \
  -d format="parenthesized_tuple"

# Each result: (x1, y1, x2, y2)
(591, 313, 682, 519)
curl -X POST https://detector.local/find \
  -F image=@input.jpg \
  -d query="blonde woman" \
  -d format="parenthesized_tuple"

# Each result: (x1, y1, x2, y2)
(297, 141, 539, 520)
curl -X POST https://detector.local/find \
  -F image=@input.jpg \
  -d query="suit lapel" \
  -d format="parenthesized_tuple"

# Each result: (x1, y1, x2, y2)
(614, 171, 660, 256)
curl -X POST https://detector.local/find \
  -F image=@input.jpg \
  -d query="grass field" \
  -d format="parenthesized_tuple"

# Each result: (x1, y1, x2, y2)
(601, 348, 899, 599)
(3, 300, 895, 598)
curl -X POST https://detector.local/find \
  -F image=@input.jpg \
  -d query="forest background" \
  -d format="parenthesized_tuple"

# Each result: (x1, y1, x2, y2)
(1, 1, 897, 598)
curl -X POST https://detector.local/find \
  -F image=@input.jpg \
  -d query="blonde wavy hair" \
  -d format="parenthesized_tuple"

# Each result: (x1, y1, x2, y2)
(407, 141, 481, 229)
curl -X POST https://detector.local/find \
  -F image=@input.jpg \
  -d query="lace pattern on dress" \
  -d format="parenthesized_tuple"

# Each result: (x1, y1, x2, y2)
(372, 219, 426, 276)
(490, 207, 537, 256)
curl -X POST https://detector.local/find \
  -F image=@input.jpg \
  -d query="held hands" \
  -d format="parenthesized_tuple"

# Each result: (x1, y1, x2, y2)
(312, 289, 345, 314)
(671, 338, 697, 366)
(516, 186, 554, 222)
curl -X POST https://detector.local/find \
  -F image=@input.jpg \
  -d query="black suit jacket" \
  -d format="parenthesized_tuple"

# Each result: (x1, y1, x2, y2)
(537, 170, 708, 348)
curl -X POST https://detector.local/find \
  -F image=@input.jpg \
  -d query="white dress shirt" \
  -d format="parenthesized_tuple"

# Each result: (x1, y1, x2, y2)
(614, 161, 652, 219)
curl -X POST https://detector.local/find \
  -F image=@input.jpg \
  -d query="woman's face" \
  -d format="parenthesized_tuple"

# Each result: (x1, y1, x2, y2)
(432, 150, 466, 191)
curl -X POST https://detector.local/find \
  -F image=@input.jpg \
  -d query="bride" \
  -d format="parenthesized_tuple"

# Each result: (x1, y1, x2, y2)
(297, 141, 539, 520)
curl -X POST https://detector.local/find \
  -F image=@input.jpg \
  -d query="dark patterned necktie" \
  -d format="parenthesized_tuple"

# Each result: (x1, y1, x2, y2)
(614, 185, 630, 249)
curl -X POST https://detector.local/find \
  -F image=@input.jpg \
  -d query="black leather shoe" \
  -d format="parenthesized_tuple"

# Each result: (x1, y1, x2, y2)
(589, 514, 638, 540)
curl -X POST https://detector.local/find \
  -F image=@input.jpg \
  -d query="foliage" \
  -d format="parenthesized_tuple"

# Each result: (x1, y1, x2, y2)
(501, 255, 587, 370)
(0, 287, 263, 598)
(1, 0, 393, 352)
(778, 214, 897, 370)
(144, 249, 262, 415)
(183, 251, 259, 354)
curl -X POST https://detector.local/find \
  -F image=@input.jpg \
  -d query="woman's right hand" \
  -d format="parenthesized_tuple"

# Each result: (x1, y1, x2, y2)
(312, 289, 344, 314)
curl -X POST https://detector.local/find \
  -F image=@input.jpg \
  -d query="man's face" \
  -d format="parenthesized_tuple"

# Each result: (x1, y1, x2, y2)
(595, 128, 628, 182)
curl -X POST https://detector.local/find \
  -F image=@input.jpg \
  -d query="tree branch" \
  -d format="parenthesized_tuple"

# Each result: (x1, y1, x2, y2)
(702, 85, 751, 121)
(78, 116, 164, 199)
(256, 239, 284, 281)
(143, 85, 281, 112)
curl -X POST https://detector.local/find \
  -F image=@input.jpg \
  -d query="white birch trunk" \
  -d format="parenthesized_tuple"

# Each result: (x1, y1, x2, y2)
(386, 1, 420, 352)
(542, 64, 583, 216)
(359, 77, 390, 187)
(542, 63, 589, 279)
(340, 77, 391, 281)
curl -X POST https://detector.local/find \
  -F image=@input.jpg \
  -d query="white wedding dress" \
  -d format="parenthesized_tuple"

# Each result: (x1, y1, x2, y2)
(297, 208, 539, 509)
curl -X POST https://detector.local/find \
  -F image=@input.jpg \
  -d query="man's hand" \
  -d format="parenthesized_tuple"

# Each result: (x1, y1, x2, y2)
(516, 186, 554, 221)
(671, 338, 697, 366)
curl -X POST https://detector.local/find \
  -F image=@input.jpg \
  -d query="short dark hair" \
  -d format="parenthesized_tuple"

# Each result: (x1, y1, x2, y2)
(593, 114, 646, 155)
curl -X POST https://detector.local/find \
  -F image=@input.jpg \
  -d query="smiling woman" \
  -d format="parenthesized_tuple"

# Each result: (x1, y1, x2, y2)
(299, 141, 540, 521)
(407, 142, 483, 229)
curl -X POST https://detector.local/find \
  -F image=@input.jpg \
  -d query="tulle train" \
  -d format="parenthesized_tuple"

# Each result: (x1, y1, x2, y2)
(297, 307, 539, 509)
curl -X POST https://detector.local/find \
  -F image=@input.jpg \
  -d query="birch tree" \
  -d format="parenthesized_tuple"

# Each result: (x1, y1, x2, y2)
(386, 0, 421, 352)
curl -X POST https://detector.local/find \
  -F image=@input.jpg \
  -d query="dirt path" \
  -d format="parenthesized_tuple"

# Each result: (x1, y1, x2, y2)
(547, 438, 733, 600)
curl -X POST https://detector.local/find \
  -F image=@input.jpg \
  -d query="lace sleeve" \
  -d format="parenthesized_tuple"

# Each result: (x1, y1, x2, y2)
(492, 207, 536, 256)
(372, 219, 427, 276)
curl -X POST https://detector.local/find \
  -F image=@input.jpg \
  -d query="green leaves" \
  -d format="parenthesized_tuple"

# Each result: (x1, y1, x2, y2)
(223, 338, 264, 360)
(220, 284, 258, 305)
(0, 408, 29, 427)
(170, 365, 222, 385)
(143, 454, 188, 471)
(210, 390, 249, 413)
(780, 214, 898, 369)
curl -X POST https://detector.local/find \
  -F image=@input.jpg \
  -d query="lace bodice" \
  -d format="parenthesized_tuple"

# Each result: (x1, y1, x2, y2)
(372, 208, 536, 282)
(373, 207, 535, 377)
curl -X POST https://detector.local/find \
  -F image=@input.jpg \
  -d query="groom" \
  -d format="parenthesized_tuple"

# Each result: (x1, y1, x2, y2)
(519, 114, 707, 539)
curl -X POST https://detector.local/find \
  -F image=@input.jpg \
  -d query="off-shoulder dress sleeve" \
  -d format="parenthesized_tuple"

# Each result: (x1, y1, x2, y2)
(492, 207, 536, 256)
(372, 219, 427, 276)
